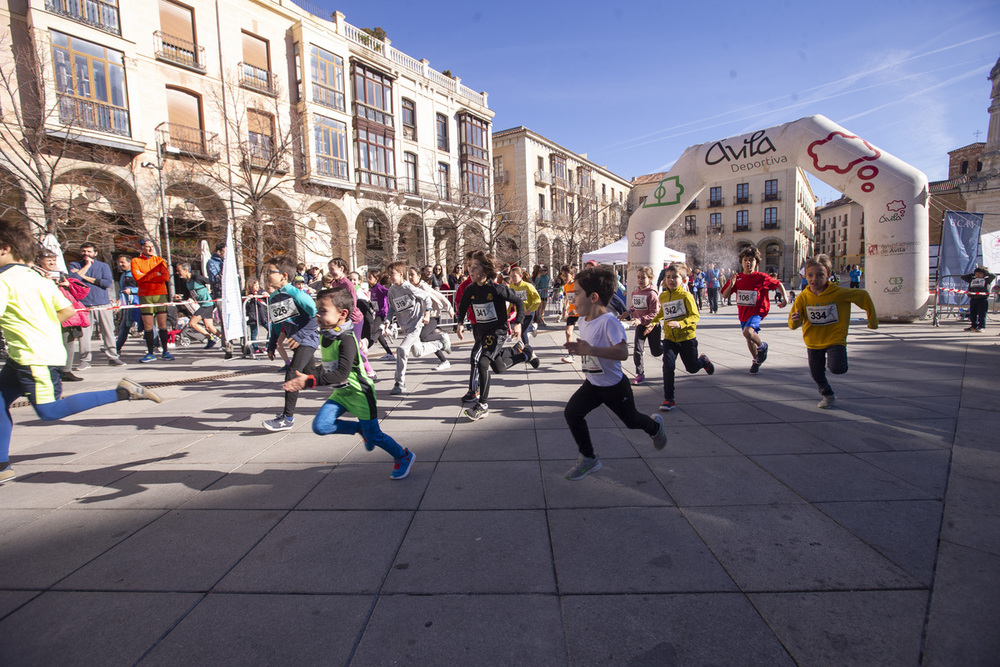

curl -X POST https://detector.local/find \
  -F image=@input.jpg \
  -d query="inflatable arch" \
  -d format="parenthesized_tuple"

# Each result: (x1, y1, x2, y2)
(627, 114, 929, 321)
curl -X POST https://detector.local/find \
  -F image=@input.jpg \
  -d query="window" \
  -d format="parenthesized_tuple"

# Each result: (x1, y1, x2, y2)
(353, 64, 393, 126)
(403, 152, 418, 194)
(764, 179, 779, 201)
(366, 219, 384, 251)
(314, 115, 348, 180)
(709, 186, 722, 206)
(537, 156, 544, 172)
(356, 127, 395, 188)
(551, 155, 567, 186)
(51, 31, 130, 136)
(736, 210, 749, 231)
(736, 183, 749, 204)
(155, 1, 203, 70)
(580, 168, 593, 193)
(764, 207, 778, 229)
(241, 32, 274, 94)
(310, 45, 345, 111)
(538, 193, 545, 210)
(46, 0, 120, 36)
(709, 212, 722, 231)
(401, 98, 416, 140)
(463, 162, 488, 201)
(684, 215, 697, 234)
(493, 155, 503, 172)
(459, 113, 488, 160)
(165, 87, 207, 155)
(436, 113, 449, 151)
(437, 162, 450, 200)
(246, 109, 274, 166)
(961, 160, 969, 175)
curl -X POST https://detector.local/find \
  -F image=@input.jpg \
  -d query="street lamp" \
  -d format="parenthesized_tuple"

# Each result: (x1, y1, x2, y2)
(141, 121, 175, 299)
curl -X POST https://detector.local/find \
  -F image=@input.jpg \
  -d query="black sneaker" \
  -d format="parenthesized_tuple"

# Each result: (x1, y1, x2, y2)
(699, 354, 714, 375)
(528, 352, 540, 369)
(756, 342, 768, 365)
(60, 372, 83, 382)
(749, 361, 760, 375)
(461, 390, 479, 405)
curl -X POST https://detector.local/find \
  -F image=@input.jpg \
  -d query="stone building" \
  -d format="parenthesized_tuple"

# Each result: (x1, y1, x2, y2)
(628, 167, 816, 281)
(815, 195, 865, 275)
(491, 126, 630, 269)
(0, 0, 494, 275)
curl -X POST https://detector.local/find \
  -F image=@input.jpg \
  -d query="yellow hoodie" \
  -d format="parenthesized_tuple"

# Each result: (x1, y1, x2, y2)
(788, 283, 877, 348)
(648, 286, 700, 343)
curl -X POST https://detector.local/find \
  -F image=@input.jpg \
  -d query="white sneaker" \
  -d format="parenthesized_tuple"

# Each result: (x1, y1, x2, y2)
(440, 334, 452, 354)
(434, 360, 451, 371)
(817, 394, 835, 409)
(561, 354, 575, 364)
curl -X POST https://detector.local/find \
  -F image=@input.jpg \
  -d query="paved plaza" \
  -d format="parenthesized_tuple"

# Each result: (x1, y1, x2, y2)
(0, 307, 998, 666)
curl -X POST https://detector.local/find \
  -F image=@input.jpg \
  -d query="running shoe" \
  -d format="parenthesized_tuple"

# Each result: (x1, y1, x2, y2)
(204, 338, 217, 349)
(699, 355, 715, 375)
(161, 351, 175, 361)
(140, 353, 157, 364)
(632, 373, 645, 385)
(262, 415, 294, 431)
(464, 403, 488, 420)
(440, 334, 452, 353)
(0, 465, 15, 485)
(461, 390, 479, 405)
(108, 358, 126, 366)
(561, 354, 575, 364)
(749, 361, 760, 375)
(391, 449, 415, 480)
(756, 342, 768, 365)
(117, 378, 162, 403)
(964, 326, 976, 331)
(434, 360, 451, 371)
(564, 455, 602, 481)
(390, 383, 406, 395)
(659, 399, 675, 411)
(60, 372, 83, 382)
(530, 322, 538, 337)
(651, 414, 668, 450)
(75, 362, 91, 371)
(529, 352, 540, 369)
(380, 353, 396, 361)
(817, 394, 836, 409)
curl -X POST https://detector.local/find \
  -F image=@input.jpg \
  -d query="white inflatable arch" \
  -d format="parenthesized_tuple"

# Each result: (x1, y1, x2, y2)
(627, 114, 929, 321)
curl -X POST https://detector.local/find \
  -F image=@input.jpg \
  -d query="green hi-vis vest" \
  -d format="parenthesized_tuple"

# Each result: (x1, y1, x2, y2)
(320, 326, 378, 421)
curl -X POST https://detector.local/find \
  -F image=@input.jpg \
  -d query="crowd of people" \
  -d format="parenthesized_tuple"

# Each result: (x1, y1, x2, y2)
(7, 213, 998, 485)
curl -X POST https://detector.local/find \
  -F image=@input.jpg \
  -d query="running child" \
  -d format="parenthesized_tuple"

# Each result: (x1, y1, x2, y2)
(559, 265, 579, 363)
(386, 261, 448, 395)
(406, 265, 453, 370)
(0, 221, 160, 484)
(455, 250, 526, 421)
(563, 265, 667, 481)
(282, 287, 415, 479)
(506, 265, 541, 364)
(645, 262, 714, 411)
(720, 246, 787, 374)
(623, 265, 661, 385)
(789, 254, 877, 409)
(262, 256, 318, 431)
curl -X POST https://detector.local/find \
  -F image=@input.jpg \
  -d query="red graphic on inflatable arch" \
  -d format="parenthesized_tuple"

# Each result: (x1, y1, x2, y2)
(808, 132, 882, 193)
(634, 231, 646, 246)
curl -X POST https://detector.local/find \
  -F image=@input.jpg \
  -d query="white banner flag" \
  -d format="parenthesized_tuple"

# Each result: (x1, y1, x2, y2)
(219, 221, 246, 343)
(982, 230, 1000, 274)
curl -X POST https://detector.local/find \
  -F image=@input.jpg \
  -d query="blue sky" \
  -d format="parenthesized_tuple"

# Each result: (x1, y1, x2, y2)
(306, 0, 999, 203)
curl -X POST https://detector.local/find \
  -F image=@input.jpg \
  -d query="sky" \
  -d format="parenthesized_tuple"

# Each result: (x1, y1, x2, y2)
(302, 0, 1000, 204)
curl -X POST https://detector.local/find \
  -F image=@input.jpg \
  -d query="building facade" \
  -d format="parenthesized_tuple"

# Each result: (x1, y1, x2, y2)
(0, 0, 493, 275)
(627, 166, 816, 281)
(815, 196, 865, 275)
(491, 126, 630, 270)
(960, 53, 1000, 234)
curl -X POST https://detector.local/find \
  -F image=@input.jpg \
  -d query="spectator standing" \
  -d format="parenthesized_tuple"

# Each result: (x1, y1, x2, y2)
(69, 242, 125, 367)
(848, 264, 862, 289)
(114, 254, 143, 355)
(705, 263, 722, 313)
(38, 250, 89, 382)
(131, 239, 173, 363)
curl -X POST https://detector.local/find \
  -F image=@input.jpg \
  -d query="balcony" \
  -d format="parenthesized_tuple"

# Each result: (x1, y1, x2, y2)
(57, 94, 130, 137)
(493, 170, 509, 185)
(762, 220, 781, 230)
(158, 123, 219, 160)
(154, 31, 206, 73)
(733, 223, 752, 233)
(686, 200, 699, 210)
(707, 197, 725, 208)
(762, 191, 782, 202)
(735, 194, 752, 204)
(239, 62, 278, 96)
(537, 209, 553, 224)
(553, 176, 568, 191)
(707, 225, 723, 235)
(684, 226, 698, 236)
(535, 170, 552, 186)
(579, 184, 596, 199)
(244, 143, 288, 173)
(46, 0, 120, 35)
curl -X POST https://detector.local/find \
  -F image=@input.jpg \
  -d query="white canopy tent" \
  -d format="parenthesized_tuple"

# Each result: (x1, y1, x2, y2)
(582, 236, 685, 266)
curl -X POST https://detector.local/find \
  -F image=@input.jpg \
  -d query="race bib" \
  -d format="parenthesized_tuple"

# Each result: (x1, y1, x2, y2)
(268, 296, 300, 323)
(736, 290, 757, 306)
(660, 298, 685, 320)
(805, 304, 839, 325)
(472, 301, 498, 322)
(565, 292, 576, 304)
(581, 354, 603, 374)
(971, 278, 985, 289)
(392, 295, 414, 312)
(515, 290, 527, 302)
(631, 294, 647, 310)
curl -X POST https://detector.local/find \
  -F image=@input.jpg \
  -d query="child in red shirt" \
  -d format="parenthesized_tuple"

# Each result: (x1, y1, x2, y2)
(720, 246, 787, 374)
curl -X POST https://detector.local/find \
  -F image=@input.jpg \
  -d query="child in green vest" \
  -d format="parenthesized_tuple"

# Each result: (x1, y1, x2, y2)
(283, 286, 414, 480)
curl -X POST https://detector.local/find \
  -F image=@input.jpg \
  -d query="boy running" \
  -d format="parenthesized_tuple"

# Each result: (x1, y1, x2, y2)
(623, 265, 661, 384)
(506, 265, 541, 365)
(563, 265, 667, 481)
(720, 246, 787, 374)
(644, 262, 714, 410)
(386, 261, 448, 395)
(283, 287, 415, 479)
(455, 251, 526, 421)
(0, 221, 160, 484)
(262, 256, 318, 432)
(789, 254, 877, 409)
(559, 265, 579, 363)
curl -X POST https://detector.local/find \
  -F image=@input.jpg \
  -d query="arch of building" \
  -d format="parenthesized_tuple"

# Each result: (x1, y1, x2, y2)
(627, 114, 929, 321)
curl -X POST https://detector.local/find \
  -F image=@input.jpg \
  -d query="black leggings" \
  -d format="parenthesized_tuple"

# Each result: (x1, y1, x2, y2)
(371, 315, 394, 355)
(468, 329, 507, 404)
(662, 338, 706, 400)
(283, 345, 316, 417)
(807, 345, 847, 396)
(564, 375, 657, 458)
(633, 325, 662, 375)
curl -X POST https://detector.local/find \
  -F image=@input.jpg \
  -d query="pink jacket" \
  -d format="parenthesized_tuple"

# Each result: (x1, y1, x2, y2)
(59, 276, 91, 328)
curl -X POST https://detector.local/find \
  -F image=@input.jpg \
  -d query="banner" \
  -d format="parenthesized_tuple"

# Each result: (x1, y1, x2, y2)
(219, 220, 246, 343)
(982, 229, 1000, 274)
(938, 211, 984, 306)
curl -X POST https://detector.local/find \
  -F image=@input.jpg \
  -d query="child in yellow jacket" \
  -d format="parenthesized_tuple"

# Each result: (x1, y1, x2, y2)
(645, 262, 714, 411)
(789, 254, 878, 409)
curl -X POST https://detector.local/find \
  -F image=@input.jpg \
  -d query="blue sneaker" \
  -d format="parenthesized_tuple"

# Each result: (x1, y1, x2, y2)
(262, 415, 294, 432)
(391, 448, 415, 480)
(140, 353, 156, 363)
(204, 338, 217, 349)
(161, 351, 175, 361)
